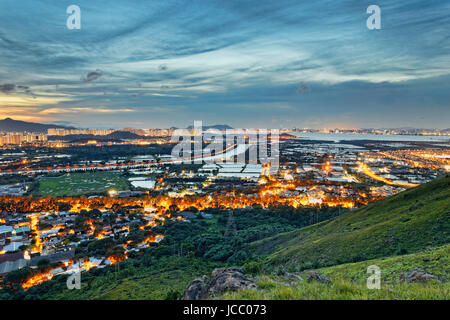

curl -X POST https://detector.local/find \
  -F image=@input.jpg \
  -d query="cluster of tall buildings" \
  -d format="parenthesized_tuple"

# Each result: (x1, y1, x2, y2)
(48, 128, 177, 137)
(0, 132, 47, 146)
(145, 128, 175, 137)
(291, 128, 450, 136)
(47, 128, 115, 136)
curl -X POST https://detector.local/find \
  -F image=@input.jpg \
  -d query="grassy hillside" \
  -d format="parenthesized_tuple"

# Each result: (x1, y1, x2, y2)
(250, 175, 450, 272)
(312, 243, 449, 284)
(221, 278, 448, 300)
(221, 244, 449, 300)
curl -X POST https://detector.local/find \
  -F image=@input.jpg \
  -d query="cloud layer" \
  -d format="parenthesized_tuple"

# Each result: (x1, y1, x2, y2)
(0, 0, 448, 128)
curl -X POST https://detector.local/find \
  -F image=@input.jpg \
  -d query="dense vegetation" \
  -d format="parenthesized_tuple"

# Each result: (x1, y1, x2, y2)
(157, 206, 345, 263)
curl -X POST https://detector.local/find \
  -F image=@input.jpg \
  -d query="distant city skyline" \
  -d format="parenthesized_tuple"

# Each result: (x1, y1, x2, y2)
(0, 1, 449, 129)
(1, 117, 448, 132)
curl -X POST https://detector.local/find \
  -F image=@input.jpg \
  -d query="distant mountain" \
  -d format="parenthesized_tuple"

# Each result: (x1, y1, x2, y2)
(186, 124, 233, 130)
(106, 131, 142, 140)
(0, 118, 75, 133)
(48, 130, 143, 142)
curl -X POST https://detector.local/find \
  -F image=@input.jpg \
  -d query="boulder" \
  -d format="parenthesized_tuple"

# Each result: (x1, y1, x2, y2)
(400, 268, 439, 283)
(284, 272, 304, 282)
(306, 271, 331, 283)
(181, 275, 208, 300)
(182, 267, 257, 300)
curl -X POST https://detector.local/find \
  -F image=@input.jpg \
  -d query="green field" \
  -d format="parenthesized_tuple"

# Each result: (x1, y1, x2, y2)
(33, 171, 130, 197)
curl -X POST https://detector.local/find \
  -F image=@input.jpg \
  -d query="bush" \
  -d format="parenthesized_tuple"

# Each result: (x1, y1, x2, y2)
(165, 289, 181, 300)
(243, 261, 263, 275)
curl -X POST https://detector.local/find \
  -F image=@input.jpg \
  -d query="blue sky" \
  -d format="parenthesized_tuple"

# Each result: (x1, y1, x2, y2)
(0, 0, 449, 129)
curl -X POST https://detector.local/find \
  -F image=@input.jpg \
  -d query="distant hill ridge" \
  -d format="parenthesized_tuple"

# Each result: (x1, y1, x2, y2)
(186, 124, 233, 130)
(0, 118, 75, 133)
(47, 130, 142, 141)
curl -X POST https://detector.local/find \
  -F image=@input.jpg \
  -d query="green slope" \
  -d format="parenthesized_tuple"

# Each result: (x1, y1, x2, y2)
(221, 244, 449, 300)
(250, 175, 450, 272)
(310, 243, 449, 283)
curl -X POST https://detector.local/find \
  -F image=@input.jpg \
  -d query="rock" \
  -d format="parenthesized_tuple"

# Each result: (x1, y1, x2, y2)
(284, 272, 304, 282)
(181, 275, 208, 300)
(182, 267, 257, 300)
(207, 267, 257, 297)
(306, 272, 331, 283)
(400, 268, 439, 283)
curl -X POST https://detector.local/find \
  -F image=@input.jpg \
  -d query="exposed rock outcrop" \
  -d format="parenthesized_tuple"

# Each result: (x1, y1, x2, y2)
(306, 271, 331, 283)
(284, 272, 304, 282)
(400, 268, 439, 283)
(181, 276, 209, 300)
(182, 267, 257, 300)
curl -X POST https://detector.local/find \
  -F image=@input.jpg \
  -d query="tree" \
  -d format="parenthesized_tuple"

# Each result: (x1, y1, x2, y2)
(37, 258, 51, 272)
(4, 267, 33, 291)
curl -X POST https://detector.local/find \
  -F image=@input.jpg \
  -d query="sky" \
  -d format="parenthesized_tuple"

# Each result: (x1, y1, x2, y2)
(0, 0, 449, 129)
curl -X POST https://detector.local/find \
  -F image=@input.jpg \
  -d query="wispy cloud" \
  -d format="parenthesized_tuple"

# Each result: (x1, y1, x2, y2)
(82, 70, 104, 83)
(0, 93, 70, 107)
(40, 107, 134, 114)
